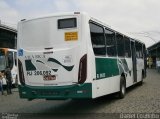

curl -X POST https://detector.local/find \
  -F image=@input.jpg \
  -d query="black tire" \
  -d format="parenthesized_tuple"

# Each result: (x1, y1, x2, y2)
(139, 72, 143, 86)
(119, 76, 126, 99)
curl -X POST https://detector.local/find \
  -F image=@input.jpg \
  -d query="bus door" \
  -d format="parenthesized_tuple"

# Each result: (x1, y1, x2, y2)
(131, 41, 137, 82)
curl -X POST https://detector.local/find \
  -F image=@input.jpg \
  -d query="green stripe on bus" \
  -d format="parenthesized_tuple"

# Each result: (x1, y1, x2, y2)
(95, 58, 119, 79)
(18, 83, 92, 100)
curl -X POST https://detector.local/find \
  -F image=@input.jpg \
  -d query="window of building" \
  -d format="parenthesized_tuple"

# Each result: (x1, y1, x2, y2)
(90, 23, 106, 56)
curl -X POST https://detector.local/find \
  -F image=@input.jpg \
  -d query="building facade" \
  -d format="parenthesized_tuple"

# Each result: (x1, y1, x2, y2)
(147, 41, 160, 68)
(0, 23, 17, 49)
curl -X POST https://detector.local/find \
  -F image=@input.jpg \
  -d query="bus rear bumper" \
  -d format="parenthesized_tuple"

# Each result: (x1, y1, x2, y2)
(18, 83, 92, 100)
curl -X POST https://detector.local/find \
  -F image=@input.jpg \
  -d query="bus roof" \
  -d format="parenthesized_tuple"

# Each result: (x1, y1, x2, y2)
(19, 12, 145, 45)
(19, 12, 87, 23)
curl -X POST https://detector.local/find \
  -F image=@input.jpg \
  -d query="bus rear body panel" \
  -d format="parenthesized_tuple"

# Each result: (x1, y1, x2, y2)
(18, 12, 146, 100)
(18, 83, 92, 100)
(0, 48, 17, 86)
(17, 13, 93, 99)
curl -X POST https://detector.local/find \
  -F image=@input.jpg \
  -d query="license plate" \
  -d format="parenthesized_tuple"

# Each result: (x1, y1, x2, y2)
(43, 75, 56, 81)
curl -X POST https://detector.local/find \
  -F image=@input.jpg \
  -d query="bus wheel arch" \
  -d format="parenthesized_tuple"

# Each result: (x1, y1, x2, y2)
(119, 74, 126, 99)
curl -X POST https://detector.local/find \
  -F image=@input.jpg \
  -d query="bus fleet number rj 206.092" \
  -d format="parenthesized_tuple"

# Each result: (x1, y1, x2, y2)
(27, 70, 51, 76)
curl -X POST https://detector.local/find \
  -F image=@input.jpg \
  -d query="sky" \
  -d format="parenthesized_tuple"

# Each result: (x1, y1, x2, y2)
(0, 0, 160, 47)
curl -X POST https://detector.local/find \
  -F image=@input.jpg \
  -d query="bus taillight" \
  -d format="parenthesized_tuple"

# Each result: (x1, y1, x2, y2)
(78, 54, 87, 84)
(18, 59, 25, 85)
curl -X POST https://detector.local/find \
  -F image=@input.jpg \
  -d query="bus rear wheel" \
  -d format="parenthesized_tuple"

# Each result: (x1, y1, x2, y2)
(119, 76, 126, 99)
(139, 71, 144, 86)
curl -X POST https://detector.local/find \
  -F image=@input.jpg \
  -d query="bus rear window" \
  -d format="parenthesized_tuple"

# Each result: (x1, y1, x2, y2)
(58, 18, 77, 29)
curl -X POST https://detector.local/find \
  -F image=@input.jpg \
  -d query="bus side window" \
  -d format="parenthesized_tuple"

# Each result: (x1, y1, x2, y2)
(139, 43, 143, 58)
(135, 42, 143, 58)
(124, 37, 131, 58)
(116, 33, 125, 57)
(105, 29, 117, 56)
(135, 42, 139, 58)
(14, 52, 17, 66)
(7, 51, 14, 69)
(142, 44, 146, 58)
(89, 23, 106, 56)
(0, 49, 6, 71)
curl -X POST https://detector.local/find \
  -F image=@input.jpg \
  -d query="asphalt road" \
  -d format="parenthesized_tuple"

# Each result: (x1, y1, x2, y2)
(0, 69, 160, 119)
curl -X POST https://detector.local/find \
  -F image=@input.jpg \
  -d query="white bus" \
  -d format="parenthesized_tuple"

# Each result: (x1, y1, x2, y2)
(0, 48, 18, 86)
(17, 12, 146, 100)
